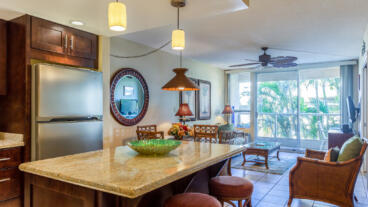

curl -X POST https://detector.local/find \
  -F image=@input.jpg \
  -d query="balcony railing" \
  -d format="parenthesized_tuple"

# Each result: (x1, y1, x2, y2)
(256, 112, 340, 140)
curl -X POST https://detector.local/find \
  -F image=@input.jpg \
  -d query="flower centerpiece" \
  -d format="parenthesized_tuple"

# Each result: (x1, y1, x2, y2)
(168, 123, 193, 140)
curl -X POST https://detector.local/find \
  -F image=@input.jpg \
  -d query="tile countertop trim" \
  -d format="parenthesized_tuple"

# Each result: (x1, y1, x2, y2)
(0, 132, 24, 149)
(19, 141, 246, 199)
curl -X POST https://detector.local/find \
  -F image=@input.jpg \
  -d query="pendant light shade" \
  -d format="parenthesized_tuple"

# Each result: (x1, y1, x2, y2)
(108, 1, 127, 32)
(172, 29, 185, 50)
(162, 68, 199, 91)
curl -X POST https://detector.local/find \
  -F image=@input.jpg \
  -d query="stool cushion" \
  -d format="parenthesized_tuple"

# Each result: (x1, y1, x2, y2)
(210, 176, 253, 198)
(165, 193, 221, 207)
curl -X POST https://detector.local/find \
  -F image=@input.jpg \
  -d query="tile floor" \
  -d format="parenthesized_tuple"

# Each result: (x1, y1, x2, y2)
(228, 152, 368, 207)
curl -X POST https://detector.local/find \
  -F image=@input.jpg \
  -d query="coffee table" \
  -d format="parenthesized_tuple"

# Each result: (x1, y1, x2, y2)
(242, 142, 281, 169)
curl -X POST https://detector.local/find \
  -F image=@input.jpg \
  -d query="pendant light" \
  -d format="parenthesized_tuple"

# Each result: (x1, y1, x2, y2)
(108, 0, 127, 31)
(162, 0, 198, 91)
(171, 0, 185, 50)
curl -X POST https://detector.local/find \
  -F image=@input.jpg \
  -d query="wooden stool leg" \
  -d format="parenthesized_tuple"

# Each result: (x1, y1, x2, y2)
(238, 200, 242, 207)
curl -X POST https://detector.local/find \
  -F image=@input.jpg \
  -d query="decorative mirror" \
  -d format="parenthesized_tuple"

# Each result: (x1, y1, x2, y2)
(110, 68, 149, 126)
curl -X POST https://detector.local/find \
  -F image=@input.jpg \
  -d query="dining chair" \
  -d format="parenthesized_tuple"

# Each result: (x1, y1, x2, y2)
(193, 125, 219, 143)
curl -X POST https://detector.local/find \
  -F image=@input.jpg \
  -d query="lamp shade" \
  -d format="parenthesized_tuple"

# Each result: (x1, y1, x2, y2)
(172, 29, 185, 50)
(222, 105, 233, 114)
(162, 68, 199, 91)
(108, 2, 127, 31)
(176, 103, 193, 116)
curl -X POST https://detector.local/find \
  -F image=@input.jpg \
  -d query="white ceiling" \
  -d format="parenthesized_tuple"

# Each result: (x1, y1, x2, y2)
(121, 0, 368, 69)
(0, 0, 246, 36)
(1, 0, 367, 69)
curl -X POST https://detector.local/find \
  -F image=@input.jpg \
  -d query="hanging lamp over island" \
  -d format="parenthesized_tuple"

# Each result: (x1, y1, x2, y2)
(108, 0, 127, 31)
(171, 0, 186, 50)
(162, 68, 199, 91)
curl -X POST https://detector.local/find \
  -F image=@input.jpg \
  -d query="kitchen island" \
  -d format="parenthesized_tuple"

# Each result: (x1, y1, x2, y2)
(19, 141, 245, 207)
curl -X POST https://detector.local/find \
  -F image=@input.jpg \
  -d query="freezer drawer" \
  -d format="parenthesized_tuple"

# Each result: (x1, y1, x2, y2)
(35, 121, 102, 160)
(33, 63, 103, 118)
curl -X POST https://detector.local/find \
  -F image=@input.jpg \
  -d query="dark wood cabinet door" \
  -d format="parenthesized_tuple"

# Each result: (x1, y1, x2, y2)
(0, 20, 7, 95)
(31, 17, 67, 55)
(0, 168, 21, 201)
(68, 29, 97, 60)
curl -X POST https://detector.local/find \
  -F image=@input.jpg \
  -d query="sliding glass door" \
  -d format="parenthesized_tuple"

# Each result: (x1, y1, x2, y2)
(255, 68, 341, 149)
(256, 71, 299, 147)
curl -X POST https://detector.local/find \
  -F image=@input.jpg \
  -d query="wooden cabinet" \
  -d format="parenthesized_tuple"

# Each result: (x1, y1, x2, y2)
(30, 16, 97, 61)
(31, 17, 67, 55)
(0, 20, 7, 95)
(0, 147, 22, 203)
(68, 28, 97, 59)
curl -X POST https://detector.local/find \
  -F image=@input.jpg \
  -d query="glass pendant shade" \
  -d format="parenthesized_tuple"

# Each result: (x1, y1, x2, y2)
(172, 29, 185, 50)
(108, 2, 127, 31)
(162, 68, 199, 91)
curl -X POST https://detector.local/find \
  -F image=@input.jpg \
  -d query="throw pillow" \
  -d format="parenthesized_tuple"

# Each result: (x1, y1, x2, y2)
(324, 147, 340, 162)
(218, 124, 234, 132)
(337, 136, 363, 162)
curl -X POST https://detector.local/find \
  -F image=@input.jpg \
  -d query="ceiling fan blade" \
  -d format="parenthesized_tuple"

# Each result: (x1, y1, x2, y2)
(229, 63, 261, 68)
(270, 62, 298, 68)
(243, 58, 261, 63)
(270, 56, 297, 63)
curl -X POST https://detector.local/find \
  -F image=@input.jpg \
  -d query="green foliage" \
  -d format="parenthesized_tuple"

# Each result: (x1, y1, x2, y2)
(257, 78, 340, 140)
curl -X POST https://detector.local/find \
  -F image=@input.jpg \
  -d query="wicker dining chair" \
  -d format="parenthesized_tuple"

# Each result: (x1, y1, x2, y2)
(136, 131, 165, 140)
(288, 139, 368, 207)
(193, 125, 219, 143)
(136, 125, 164, 140)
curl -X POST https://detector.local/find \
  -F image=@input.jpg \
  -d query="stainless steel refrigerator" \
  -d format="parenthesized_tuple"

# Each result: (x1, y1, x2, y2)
(31, 63, 103, 160)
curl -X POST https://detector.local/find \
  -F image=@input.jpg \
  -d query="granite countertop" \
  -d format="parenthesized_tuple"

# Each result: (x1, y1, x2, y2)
(19, 141, 245, 199)
(0, 132, 24, 149)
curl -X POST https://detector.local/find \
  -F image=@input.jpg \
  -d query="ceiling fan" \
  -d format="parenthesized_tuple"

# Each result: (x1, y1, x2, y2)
(229, 47, 298, 68)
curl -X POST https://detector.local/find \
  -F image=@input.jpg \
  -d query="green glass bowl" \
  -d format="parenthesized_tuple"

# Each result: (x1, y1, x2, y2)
(128, 139, 182, 155)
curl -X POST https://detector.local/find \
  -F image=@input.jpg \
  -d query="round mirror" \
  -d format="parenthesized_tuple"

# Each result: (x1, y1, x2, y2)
(110, 68, 149, 126)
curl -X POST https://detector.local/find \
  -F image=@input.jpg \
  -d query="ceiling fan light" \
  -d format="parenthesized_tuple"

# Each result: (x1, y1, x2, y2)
(172, 29, 185, 50)
(108, 2, 127, 32)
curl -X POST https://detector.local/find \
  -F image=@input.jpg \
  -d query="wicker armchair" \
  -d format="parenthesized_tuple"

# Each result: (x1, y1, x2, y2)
(288, 139, 367, 207)
(193, 125, 218, 143)
(136, 125, 164, 140)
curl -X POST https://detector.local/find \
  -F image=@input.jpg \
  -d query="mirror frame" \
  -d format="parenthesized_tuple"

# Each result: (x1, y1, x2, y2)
(110, 68, 149, 126)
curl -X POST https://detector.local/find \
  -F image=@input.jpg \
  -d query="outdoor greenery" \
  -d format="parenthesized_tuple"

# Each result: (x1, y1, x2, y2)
(256, 78, 340, 140)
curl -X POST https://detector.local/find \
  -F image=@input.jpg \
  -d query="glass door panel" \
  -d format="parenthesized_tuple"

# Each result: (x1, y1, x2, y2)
(256, 72, 298, 144)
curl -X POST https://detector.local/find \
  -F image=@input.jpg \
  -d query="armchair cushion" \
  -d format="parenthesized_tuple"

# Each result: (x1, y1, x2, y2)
(337, 136, 363, 162)
(324, 147, 340, 162)
(218, 124, 234, 132)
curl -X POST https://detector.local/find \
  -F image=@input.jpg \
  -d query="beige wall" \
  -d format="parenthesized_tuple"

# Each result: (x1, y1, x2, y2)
(101, 36, 225, 147)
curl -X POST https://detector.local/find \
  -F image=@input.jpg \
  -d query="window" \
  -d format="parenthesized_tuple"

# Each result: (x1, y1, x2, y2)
(257, 71, 298, 139)
(299, 67, 341, 140)
(229, 72, 251, 128)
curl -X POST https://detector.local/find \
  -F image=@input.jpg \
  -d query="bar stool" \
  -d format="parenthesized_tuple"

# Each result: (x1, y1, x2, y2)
(210, 176, 253, 207)
(165, 192, 222, 207)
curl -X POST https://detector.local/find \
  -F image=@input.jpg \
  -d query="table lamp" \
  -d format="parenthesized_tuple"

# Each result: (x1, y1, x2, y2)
(222, 105, 233, 124)
(176, 103, 193, 125)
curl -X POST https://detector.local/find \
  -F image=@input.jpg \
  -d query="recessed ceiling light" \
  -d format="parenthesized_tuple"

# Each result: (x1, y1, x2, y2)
(71, 20, 84, 26)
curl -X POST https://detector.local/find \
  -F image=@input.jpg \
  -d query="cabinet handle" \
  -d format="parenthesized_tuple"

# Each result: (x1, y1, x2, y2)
(70, 36, 74, 50)
(0, 158, 10, 162)
(64, 34, 68, 50)
(0, 178, 10, 183)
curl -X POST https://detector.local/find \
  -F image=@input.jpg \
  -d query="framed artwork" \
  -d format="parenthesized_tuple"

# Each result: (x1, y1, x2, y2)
(123, 86, 134, 96)
(179, 78, 198, 121)
(198, 80, 211, 120)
